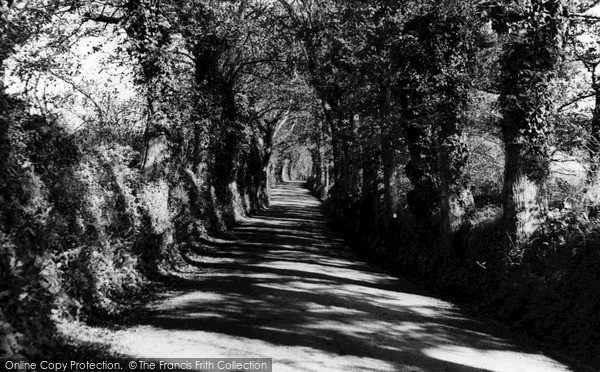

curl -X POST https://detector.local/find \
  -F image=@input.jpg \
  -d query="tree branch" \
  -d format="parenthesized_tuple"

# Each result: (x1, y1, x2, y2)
(230, 58, 286, 82)
(569, 13, 600, 21)
(83, 12, 122, 24)
(558, 92, 596, 112)
(276, 0, 299, 25)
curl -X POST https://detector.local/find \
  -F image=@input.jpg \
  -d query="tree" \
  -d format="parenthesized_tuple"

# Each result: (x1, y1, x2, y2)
(424, 1, 478, 255)
(564, 2, 600, 212)
(492, 0, 565, 250)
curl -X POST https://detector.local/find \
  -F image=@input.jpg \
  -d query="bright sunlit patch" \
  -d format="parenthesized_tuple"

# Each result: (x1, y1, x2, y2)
(331, 285, 454, 312)
(394, 322, 423, 333)
(177, 312, 225, 319)
(253, 282, 319, 294)
(302, 302, 367, 316)
(159, 292, 225, 308)
(252, 261, 395, 287)
(422, 345, 571, 372)
(408, 306, 445, 318)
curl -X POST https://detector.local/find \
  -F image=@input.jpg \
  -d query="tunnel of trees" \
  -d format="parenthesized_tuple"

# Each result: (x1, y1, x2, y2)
(1, 0, 599, 364)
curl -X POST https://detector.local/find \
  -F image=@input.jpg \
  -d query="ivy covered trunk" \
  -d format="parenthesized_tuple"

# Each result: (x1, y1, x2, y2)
(360, 137, 381, 232)
(331, 129, 347, 196)
(310, 146, 324, 193)
(213, 124, 245, 224)
(498, 0, 563, 249)
(405, 122, 438, 221)
(193, 30, 245, 223)
(259, 140, 273, 208)
(317, 119, 331, 197)
(274, 161, 285, 183)
(584, 90, 600, 218)
(125, 0, 180, 271)
(436, 89, 473, 256)
(588, 90, 600, 188)
(192, 33, 236, 226)
(236, 136, 264, 212)
(345, 114, 362, 197)
(323, 102, 345, 197)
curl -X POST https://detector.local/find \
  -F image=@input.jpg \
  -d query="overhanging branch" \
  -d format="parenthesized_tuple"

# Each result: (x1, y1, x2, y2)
(83, 12, 122, 24)
(558, 92, 596, 112)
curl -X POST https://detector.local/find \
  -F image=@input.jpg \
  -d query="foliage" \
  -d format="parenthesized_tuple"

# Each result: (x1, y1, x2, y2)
(491, 214, 600, 359)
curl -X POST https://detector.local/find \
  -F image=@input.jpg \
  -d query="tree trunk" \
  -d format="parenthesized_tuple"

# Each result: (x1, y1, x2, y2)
(381, 132, 399, 226)
(405, 122, 438, 221)
(330, 115, 361, 199)
(259, 146, 272, 208)
(588, 90, 600, 187)
(285, 160, 292, 181)
(274, 162, 284, 184)
(585, 89, 600, 218)
(0, 61, 5, 92)
(329, 123, 345, 196)
(340, 134, 352, 195)
(498, 0, 563, 250)
(322, 101, 350, 198)
(322, 164, 329, 196)
(436, 91, 473, 256)
(309, 119, 327, 197)
(361, 142, 380, 231)
(345, 114, 361, 196)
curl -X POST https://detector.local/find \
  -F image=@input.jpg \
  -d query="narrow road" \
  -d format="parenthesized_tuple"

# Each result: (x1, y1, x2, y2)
(78, 183, 574, 371)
